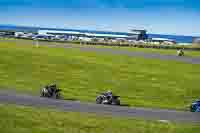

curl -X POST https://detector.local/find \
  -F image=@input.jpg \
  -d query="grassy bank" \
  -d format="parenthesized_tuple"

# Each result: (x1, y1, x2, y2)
(0, 104, 199, 133)
(0, 41, 200, 109)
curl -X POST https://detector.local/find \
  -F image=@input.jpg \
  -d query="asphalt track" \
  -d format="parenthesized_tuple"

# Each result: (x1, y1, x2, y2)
(0, 91, 200, 123)
(2, 39, 200, 64)
(38, 42, 200, 64)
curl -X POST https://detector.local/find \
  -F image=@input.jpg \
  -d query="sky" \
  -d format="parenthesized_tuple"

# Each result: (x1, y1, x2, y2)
(0, 0, 200, 36)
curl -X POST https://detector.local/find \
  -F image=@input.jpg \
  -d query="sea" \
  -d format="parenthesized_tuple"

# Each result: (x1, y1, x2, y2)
(0, 24, 198, 44)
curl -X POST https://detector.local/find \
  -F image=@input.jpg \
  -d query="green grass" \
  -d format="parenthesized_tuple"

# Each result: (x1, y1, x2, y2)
(42, 40, 200, 57)
(0, 41, 200, 110)
(0, 104, 199, 133)
(1, 39, 200, 57)
(82, 44, 200, 57)
(38, 39, 200, 57)
(71, 41, 200, 57)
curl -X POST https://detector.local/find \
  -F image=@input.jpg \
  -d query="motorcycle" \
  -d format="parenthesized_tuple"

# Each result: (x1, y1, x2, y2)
(177, 50, 184, 56)
(41, 85, 62, 99)
(190, 99, 200, 112)
(96, 93, 120, 105)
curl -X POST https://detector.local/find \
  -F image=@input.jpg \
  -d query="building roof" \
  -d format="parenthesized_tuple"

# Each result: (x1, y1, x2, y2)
(151, 38, 174, 42)
(38, 30, 82, 35)
(85, 33, 129, 38)
(130, 29, 147, 34)
(38, 30, 129, 38)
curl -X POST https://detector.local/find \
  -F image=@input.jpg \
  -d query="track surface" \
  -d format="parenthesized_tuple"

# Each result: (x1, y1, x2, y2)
(0, 91, 200, 123)
(36, 41, 200, 64)
(2, 40, 200, 64)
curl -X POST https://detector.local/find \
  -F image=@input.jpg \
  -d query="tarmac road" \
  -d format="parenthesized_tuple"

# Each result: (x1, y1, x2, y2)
(1, 39, 200, 64)
(0, 91, 200, 123)
(34, 42, 200, 64)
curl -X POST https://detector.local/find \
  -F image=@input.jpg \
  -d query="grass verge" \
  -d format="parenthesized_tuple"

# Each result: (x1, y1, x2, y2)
(0, 104, 199, 133)
(1, 39, 200, 57)
(0, 41, 200, 110)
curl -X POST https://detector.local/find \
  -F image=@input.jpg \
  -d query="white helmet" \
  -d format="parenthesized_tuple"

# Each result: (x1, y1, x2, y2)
(107, 90, 112, 95)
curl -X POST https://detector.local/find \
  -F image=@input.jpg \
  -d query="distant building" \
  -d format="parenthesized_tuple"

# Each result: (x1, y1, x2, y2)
(129, 29, 148, 40)
(38, 29, 148, 41)
(149, 38, 176, 44)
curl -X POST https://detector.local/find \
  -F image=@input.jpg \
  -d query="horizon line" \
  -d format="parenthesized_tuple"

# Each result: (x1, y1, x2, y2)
(0, 23, 199, 37)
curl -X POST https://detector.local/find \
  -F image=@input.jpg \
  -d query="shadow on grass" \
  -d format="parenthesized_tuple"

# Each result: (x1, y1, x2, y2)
(119, 103, 131, 107)
(64, 98, 80, 101)
(62, 97, 131, 107)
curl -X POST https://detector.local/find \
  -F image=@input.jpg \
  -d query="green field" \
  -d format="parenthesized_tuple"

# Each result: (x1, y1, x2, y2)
(1, 39, 200, 57)
(0, 104, 199, 133)
(0, 41, 200, 110)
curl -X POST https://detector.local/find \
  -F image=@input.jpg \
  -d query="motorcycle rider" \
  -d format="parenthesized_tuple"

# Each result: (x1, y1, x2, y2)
(96, 90, 120, 105)
(42, 83, 57, 97)
(177, 48, 184, 56)
(42, 85, 49, 96)
(104, 90, 113, 102)
(48, 83, 57, 96)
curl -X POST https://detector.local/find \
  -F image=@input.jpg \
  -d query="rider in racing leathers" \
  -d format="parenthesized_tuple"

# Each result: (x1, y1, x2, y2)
(177, 48, 184, 56)
(43, 83, 57, 96)
(104, 90, 113, 102)
(48, 83, 57, 96)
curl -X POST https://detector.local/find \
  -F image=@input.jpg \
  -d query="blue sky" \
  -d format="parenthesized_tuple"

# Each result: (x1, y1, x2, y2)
(0, 0, 200, 36)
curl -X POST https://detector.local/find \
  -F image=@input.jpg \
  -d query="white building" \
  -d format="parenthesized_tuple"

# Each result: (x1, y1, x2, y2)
(38, 30, 131, 40)
(150, 38, 176, 44)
